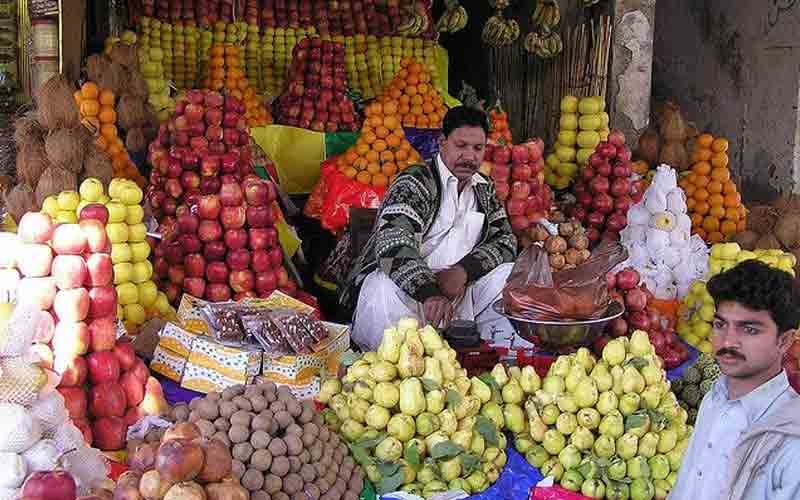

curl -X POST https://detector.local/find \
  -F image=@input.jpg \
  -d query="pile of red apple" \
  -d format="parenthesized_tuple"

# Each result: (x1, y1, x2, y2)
(593, 267, 690, 369)
(262, 0, 400, 37)
(143, 0, 233, 25)
(153, 174, 297, 304)
(568, 130, 646, 246)
(275, 37, 360, 132)
(15, 211, 170, 451)
(146, 89, 253, 234)
(486, 139, 553, 240)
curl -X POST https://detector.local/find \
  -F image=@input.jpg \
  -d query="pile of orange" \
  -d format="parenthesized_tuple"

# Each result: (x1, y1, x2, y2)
(74, 81, 145, 187)
(201, 44, 272, 127)
(336, 101, 422, 187)
(488, 103, 512, 144)
(679, 133, 746, 243)
(377, 58, 447, 129)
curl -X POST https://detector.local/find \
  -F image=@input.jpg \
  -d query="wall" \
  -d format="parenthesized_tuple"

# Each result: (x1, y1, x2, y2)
(652, 0, 800, 201)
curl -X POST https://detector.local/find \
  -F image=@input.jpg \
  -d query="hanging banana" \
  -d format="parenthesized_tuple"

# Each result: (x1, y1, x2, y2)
(524, 27, 563, 58)
(482, 12, 520, 47)
(489, 0, 512, 9)
(532, 0, 561, 31)
(397, 1, 431, 36)
(436, 0, 469, 33)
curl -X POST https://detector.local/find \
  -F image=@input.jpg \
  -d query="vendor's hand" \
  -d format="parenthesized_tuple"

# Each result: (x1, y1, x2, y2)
(422, 295, 454, 329)
(437, 265, 468, 300)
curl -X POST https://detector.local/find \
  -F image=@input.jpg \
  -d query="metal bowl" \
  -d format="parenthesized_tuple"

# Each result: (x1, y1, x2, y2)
(493, 299, 625, 350)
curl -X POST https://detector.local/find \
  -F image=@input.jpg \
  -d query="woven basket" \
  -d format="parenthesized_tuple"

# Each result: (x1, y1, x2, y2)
(28, 0, 58, 19)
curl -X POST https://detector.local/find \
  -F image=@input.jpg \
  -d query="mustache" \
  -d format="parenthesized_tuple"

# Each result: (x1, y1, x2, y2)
(716, 348, 746, 360)
(455, 161, 477, 169)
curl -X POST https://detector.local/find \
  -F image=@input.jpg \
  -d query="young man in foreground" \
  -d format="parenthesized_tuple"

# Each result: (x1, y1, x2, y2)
(669, 260, 800, 499)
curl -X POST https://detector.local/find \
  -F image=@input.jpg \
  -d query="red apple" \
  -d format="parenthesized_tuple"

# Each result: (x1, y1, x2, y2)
(246, 205, 273, 228)
(18, 212, 54, 244)
(219, 182, 244, 206)
(198, 220, 223, 242)
(129, 358, 149, 386)
(88, 286, 118, 319)
(168, 265, 185, 286)
(203, 240, 227, 261)
(57, 386, 87, 418)
(255, 270, 277, 293)
(243, 178, 275, 206)
(22, 470, 77, 500)
(52, 255, 88, 290)
(184, 253, 207, 278)
(197, 194, 222, 220)
(79, 219, 110, 253)
(205, 283, 232, 302)
(55, 353, 88, 387)
(88, 316, 117, 352)
(17, 277, 57, 310)
(268, 246, 283, 268)
(112, 341, 136, 371)
(120, 370, 145, 407)
(178, 233, 203, 254)
(251, 249, 271, 272)
(54, 288, 90, 322)
(220, 206, 246, 229)
(52, 224, 88, 255)
(206, 262, 229, 284)
(226, 248, 251, 271)
(183, 277, 206, 298)
(223, 228, 248, 250)
(79, 204, 110, 225)
(92, 416, 127, 451)
(249, 227, 277, 250)
(18, 243, 53, 277)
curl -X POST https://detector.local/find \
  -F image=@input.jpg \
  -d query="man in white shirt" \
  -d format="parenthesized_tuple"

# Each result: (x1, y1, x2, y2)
(343, 106, 521, 350)
(669, 260, 800, 499)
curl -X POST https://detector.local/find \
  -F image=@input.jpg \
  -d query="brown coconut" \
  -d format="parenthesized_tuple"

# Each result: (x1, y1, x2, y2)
(3, 184, 37, 222)
(95, 63, 128, 97)
(109, 44, 139, 70)
(659, 102, 688, 142)
(16, 141, 51, 188)
(82, 146, 113, 186)
(13, 114, 45, 149)
(44, 127, 90, 174)
(774, 215, 800, 249)
(117, 95, 149, 130)
(659, 142, 689, 171)
(35, 166, 77, 206)
(128, 72, 149, 100)
(35, 75, 79, 131)
(773, 195, 800, 215)
(636, 127, 660, 165)
(85, 54, 112, 85)
(746, 205, 778, 234)
(733, 230, 759, 251)
(125, 127, 148, 153)
(755, 232, 783, 251)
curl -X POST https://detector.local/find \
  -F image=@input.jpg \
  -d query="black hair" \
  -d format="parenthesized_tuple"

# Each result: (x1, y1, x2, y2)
(707, 259, 800, 333)
(442, 106, 489, 137)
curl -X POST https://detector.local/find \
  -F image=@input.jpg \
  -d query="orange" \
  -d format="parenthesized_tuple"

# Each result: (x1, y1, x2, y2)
(711, 137, 729, 153)
(708, 231, 724, 244)
(371, 173, 389, 187)
(356, 143, 370, 156)
(690, 213, 704, 227)
(95, 135, 108, 150)
(693, 187, 709, 201)
(355, 171, 372, 185)
(703, 216, 720, 233)
(353, 157, 368, 170)
(365, 150, 380, 163)
(362, 131, 377, 144)
(724, 192, 742, 208)
(694, 201, 710, 216)
(80, 100, 100, 117)
(691, 149, 713, 163)
(711, 153, 728, 169)
(368, 102, 383, 115)
(692, 161, 712, 176)
(211, 46, 224, 58)
(679, 179, 691, 191)
(395, 148, 409, 161)
(381, 162, 398, 176)
(721, 220, 737, 236)
(397, 160, 410, 171)
(375, 126, 390, 139)
(406, 74, 420, 86)
(100, 124, 118, 140)
(398, 104, 411, 115)
(411, 94, 424, 106)
(723, 180, 737, 194)
(725, 207, 740, 221)
(405, 85, 418, 97)
(694, 227, 708, 240)
(710, 167, 730, 182)
(686, 197, 696, 210)
(709, 205, 726, 219)
(738, 206, 747, 219)
(380, 150, 395, 163)
(694, 175, 710, 188)
(411, 105, 424, 116)
(107, 142, 124, 157)
(80, 82, 99, 100)
(369, 116, 383, 128)
(419, 72, 431, 84)
(417, 116, 430, 128)
(73, 90, 83, 105)
(707, 180, 723, 194)
(81, 116, 100, 133)
(687, 173, 698, 184)
(408, 62, 423, 74)
(422, 102, 435, 114)
(697, 133, 714, 148)
(373, 140, 387, 152)
(708, 194, 724, 207)
(343, 166, 357, 178)
(366, 162, 381, 175)
(383, 116, 399, 130)
(98, 106, 116, 124)
(210, 57, 225, 69)
(344, 150, 359, 164)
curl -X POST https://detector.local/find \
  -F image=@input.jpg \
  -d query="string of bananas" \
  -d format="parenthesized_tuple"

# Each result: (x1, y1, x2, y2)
(436, 1, 468, 33)
(532, 0, 561, 31)
(523, 28, 563, 58)
(482, 13, 520, 46)
(488, 0, 512, 9)
(397, 2, 431, 36)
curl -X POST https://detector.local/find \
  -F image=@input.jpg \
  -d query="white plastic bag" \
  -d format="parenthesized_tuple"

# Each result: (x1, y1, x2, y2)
(627, 205, 650, 226)
(644, 189, 668, 214)
(0, 452, 26, 488)
(653, 165, 678, 191)
(666, 188, 687, 215)
(645, 228, 671, 257)
(621, 224, 647, 245)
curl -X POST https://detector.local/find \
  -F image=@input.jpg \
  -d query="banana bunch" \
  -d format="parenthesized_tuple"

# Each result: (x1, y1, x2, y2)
(397, 1, 431, 36)
(436, 2, 468, 33)
(524, 28, 563, 58)
(489, 0, 512, 8)
(532, 0, 561, 31)
(482, 14, 521, 46)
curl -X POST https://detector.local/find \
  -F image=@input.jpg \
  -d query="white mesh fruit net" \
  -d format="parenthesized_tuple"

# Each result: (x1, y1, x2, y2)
(52, 422, 85, 455)
(0, 303, 41, 357)
(61, 447, 110, 494)
(0, 487, 18, 500)
(29, 391, 67, 434)
(0, 403, 41, 453)
(21, 439, 60, 473)
(0, 357, 45, 406)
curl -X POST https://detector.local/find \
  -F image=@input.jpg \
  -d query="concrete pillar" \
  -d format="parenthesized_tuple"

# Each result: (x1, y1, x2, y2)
(607, 0, 657, 143)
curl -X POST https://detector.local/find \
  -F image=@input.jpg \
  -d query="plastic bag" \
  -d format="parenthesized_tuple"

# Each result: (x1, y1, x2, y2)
(503, 240, 628, 321)
(531, 486, 593, 500)
(304, 171, 329, 219)
(319, 157, 387, 234)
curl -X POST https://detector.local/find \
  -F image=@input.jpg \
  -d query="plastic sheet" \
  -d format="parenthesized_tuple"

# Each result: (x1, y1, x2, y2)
(318, 159, 387, 234)
(404, 127, 441, 163)
(470, 446, 543, 500)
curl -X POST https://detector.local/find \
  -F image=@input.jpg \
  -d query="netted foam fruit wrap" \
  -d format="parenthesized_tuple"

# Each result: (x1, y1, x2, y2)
(0, 452, 27, 488)
(0, 403, 42, 453)
(0, 487, 19, 500)
(61, 446, 110, 493)
(52, 422, 85, 455)
(22, 439, 60, 472)
(29, 391, 68, 432)
(0, 357, 47, 406)
(0, 303, 42, 357)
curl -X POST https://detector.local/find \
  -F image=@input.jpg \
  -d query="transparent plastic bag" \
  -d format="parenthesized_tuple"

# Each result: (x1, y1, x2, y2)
(503, 240, 628, 321)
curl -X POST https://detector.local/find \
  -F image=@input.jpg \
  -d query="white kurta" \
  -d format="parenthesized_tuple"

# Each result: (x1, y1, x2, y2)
(351, 156, 530, 351)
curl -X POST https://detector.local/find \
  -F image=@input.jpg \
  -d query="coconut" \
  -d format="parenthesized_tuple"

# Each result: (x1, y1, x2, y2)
(96, 62, 128, 97)
(117, 95, 148, 130)
(16, 142, 50, 188)
(35, 75, 79, 131)
(125, 127, 148, 153)
(732, 230, 759, 251)
(35, 166, 77, 206)
(659, 102, 687, 142)
(773, 195, 800, 215)
(109, 44, 139, 70)
(85, 54, 112, 85)
(659, 142, 689, 171)
(746, 205, 778, 234)
(755, 232, 783, 251)
(4, 183, 37, 222)
(82, 146, 113, 186)
(44, 127, 90, 174)
(636, 127, 660, 165)
(13, 114, 45, 149)
(773, 215, 800, 249)
(128, 72, 149, 100)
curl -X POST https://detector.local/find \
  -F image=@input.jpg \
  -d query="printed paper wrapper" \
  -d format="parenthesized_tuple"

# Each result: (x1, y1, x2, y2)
(260, 322, 350, 400)
(181, 362, 259, 394)
(157, 322, 198, 358)
(149, 345, 187, 382)
(186, 335, 262, 380)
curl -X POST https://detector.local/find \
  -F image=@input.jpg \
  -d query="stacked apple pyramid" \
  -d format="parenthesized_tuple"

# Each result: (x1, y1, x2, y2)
(274, 37, 360, 132)
(13, 207, 170, 451)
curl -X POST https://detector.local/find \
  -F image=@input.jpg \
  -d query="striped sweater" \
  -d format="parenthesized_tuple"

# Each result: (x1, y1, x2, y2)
(340, 160, 518, 310)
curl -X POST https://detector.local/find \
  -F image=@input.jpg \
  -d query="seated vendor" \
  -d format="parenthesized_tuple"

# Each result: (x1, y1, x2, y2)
(341, 106, 522, 350)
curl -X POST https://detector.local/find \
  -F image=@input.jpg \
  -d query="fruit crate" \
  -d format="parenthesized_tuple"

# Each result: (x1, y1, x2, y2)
(454, 342, 506, 377)
(515, 348, 556, 378)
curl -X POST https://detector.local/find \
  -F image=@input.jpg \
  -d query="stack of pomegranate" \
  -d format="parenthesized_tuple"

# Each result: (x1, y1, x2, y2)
(153, 174, 296, 304)
(569, 131, 646, 246)
(145, 89, 253, 230)
(485, 140, 553, 242)
(275, 37, 360, 132)
(595, 267, 690, 369)
(15, 211, 170, 451)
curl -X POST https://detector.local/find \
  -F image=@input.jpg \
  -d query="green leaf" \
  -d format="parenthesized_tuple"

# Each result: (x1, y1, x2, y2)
(354, 432, 387, 450)
(422, 378, 441, 391)
(376, 460, 401, 478)
(376, 469, 405, 495)
(430, 440, 465, 460)
(405, 441, 421, 467)
(479, 373, 499, 391)
(348, 444, 374, 468)
(460, 453, 480, 475)
(475, 415, 499, 447)
(446, 389, 463, 409)
(339, 351, 362, 367)
(625, 413, 649, 431)
(625, 357, 649, 370)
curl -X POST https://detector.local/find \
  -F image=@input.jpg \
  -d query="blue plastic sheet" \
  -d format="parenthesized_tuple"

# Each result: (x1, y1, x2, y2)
(404, 127, 441, 163)
(666, 341, 700, 381)
(471, 445, 543, 500)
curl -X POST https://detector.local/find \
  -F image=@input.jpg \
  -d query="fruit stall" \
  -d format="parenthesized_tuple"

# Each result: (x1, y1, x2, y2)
(2, 1, 800, 500)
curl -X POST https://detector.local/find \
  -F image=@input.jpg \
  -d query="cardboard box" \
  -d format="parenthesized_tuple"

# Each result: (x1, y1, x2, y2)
(149, 345, 187, 382)
(180, 361, 259, 393)
(186, 336, 262, 382)
(158, 322, 199, 358)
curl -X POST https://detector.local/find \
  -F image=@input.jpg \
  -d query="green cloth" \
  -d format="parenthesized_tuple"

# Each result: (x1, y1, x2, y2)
(324, 131, 360, 159)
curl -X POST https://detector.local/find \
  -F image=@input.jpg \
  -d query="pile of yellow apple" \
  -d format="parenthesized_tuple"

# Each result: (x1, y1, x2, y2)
(706, 242, 796, 277)
(136, 17, 177, 122)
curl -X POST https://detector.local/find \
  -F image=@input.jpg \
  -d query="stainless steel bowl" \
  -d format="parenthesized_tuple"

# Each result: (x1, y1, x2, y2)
(493, 299, 625, 350)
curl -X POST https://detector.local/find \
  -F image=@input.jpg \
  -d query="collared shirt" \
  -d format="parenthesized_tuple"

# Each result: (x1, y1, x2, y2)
(669, 371, 800, 500)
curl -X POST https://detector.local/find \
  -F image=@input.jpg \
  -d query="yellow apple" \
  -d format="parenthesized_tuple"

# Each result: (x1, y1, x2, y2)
(124, 304, 147, 325)
(79, 178, 105, 202)
(41, 196, 59, 217)
(155, 292, 171, 313)
(117, 303, 124, 320)
(106, 201, 127, 224)
(138, 281, 158, 307)
(113, 262, 134, 285)
(132, 261, 153, 284)
(126, 205, 144, 225)
(56, 211, 78, 224)
(108, 179, 126, 200)
(111, 243, 132, 264)
(130, 242, 151, 263)
(106, 223, 130, 244)
(57, 191, 80, 211)
(128, 223, 147, 243)
(116, 282, 139, 306)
